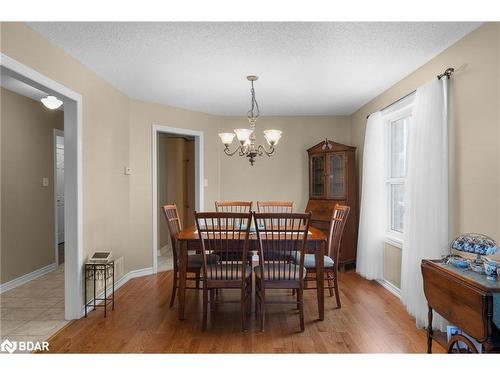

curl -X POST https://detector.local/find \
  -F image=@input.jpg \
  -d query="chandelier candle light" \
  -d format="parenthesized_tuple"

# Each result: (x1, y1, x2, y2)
(218, 75, 282, 166)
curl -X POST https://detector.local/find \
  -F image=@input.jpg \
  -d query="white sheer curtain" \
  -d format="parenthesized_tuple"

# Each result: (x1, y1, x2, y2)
(401, 77, 449, 331)
(356, 112, 385, 280)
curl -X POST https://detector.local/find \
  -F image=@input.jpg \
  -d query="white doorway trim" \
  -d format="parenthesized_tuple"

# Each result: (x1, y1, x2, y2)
(53, 129, 64, 266)
(151, 124, 204, 274)
(1, 53, 83, 320)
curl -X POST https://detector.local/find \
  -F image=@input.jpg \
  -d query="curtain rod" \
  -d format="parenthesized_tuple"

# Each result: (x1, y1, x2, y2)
(366, 67, 454, 119)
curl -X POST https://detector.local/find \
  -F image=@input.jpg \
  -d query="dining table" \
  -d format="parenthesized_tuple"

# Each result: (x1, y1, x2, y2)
(175, 225, 328, 321)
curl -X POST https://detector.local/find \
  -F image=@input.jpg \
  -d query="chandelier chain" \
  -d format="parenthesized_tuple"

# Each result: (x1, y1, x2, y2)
(247, 80, 260, 125)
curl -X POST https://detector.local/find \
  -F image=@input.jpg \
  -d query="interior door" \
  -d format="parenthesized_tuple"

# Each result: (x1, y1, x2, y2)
(56, 136, 65, 244)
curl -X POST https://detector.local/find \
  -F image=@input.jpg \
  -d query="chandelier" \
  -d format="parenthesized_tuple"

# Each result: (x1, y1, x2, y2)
(218, 75, 282, 166)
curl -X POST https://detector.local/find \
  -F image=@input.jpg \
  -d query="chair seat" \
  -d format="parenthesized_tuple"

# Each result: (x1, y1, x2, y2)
(294, 253, 334, 268)
(187, 254, 218, 268)
(254, 264, 306, 280)
(205, 264, 252, 280)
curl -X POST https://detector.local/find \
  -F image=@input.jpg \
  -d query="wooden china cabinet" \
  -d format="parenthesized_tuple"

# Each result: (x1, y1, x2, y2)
(305, 139, 358, 269)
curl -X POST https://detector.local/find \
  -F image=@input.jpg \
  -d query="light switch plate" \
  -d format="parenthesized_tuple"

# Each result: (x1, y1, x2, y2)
(204, 178, 208, 187)
(124, 167, 132, 175)
(42, 177, 49, 187)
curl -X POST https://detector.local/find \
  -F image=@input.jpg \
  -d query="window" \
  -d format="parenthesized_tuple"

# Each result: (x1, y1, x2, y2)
(385, 106, 412, 242)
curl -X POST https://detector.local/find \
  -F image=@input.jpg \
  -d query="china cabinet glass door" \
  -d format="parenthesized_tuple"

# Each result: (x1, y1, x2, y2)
(327, 152, 346, 199)
(311, 154, 325, 197)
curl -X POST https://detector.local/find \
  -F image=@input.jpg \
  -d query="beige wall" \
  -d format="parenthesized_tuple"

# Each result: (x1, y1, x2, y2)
(351, 23, 500, 262)
(1, 88, 63, 283)
(1, 22, 131, 277)
(219, 116, 352, 211)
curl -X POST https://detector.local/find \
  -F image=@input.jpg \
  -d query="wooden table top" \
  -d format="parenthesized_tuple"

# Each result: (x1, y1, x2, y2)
(422, 259, 500, 293)
(177, 225, 327, 242)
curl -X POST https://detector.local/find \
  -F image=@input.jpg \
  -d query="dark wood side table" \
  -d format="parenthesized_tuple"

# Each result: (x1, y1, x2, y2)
(84, 261, 115, 318)
(421, 259, 500, 353)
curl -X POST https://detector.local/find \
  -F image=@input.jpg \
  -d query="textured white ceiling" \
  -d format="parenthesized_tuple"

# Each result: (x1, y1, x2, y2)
(28, 22, 481, 116)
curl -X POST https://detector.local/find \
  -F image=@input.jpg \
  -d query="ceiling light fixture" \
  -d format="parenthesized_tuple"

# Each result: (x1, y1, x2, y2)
(41, 95, 63, 110)
(218, 75, 282, 166)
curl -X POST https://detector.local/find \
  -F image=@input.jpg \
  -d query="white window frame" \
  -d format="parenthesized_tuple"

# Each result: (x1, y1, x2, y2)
(383, 104, 413, 247)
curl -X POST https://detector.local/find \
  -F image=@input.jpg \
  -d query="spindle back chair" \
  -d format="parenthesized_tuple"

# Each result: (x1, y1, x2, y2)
(302, 204, 350, 308)
(215, 201, 253, 213)
(194, 211, 253, 331)
(257, 201, 293, 213)
(162, 204, 203, 307)
(253, 212, 312, 332)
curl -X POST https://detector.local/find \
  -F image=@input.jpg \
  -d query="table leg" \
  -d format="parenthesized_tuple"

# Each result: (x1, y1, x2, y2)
(427, 305, 433, 354)
(104, 265, 107, 318)
(315, 241, 325, 321)
(178, 240, 188, 320)
(84, 266, 87, 317)
(112, 262, 115, 310)
(93, 265, 96, 311)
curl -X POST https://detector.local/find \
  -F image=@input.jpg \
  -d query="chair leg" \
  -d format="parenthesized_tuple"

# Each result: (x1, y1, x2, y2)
(298, 287, 305, 332)
(169, 271, 177, 308)
(202, 288, 208, 330)
(260, 291, 266, 333)
(241, 286, 247, 332)
(327, 271, 334, 297)
(210, 289, 216, 312)
(255, 279, 260, 315)
(296, 288, 300, 310)
(333, 272, 341, 308)
(195, 270, 200, 289)
(246, 278, 252, 316)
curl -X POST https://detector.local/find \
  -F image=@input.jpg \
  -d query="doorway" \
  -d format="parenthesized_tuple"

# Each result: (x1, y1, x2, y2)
(151, 125, 204, 274)
(1, 53, 83, 321)
(54, 129, 65, 265)
(157, 134, 195, 271)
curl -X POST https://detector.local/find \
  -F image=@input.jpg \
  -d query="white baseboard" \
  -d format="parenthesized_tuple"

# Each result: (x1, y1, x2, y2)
(127, 267, 154, 279)
(376, 279, 401, 299)
(0, 263, 58, 294)
(81, 266, 153, 315)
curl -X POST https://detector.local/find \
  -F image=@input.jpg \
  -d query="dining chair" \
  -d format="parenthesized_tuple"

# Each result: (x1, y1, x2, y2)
(215, 201, 253, 213)
(194, 211, 253, 331)
(254, 212, 312, 332)
(162, 204, 217, 307)
(257, 201, 293, 213)
(298, 204, 350, 308)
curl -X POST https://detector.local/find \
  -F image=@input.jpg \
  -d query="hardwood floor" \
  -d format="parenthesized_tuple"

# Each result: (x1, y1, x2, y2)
(46, 270, 445, 353)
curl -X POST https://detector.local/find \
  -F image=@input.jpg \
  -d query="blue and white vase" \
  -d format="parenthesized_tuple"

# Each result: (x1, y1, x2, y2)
(484, 261, 499, 281)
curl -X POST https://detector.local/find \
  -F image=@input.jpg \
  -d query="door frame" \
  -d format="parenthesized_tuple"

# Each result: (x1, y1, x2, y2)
(1, 53, 83, 320)
(151, 124, 204, 273)
(53, 129, 64, 266)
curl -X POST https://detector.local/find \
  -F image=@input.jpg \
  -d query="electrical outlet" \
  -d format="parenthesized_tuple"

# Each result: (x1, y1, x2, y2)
(42, 177, 49, 187)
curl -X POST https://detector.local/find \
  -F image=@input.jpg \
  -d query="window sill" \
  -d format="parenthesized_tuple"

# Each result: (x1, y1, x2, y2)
(385, 235, 403, 249)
